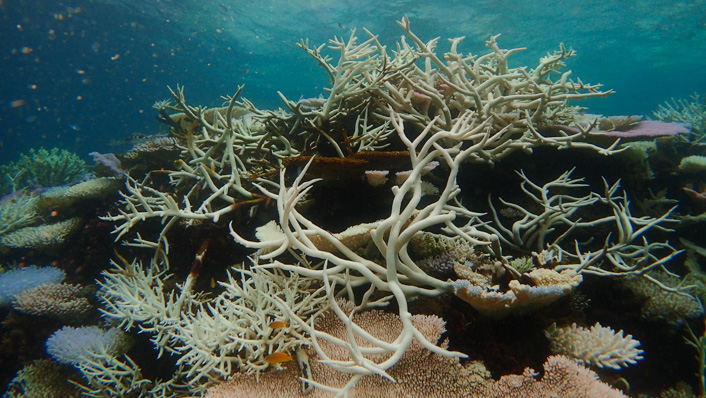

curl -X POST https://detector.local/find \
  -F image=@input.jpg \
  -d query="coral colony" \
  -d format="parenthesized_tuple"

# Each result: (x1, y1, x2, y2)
(3, 17, 706, 397)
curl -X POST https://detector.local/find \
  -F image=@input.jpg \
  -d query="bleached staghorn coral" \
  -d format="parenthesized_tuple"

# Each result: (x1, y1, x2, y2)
(98, 254, 328, 387)
(652, 92, 705, 137)
(482, 169, 686, 293)
(545, 323, 644, 370)
(170, 266, 328, 384)
(485, 169, 603, 253)
(229, 105, 687, 394)
(281, 17, 616, 161)
(230, 108, 502, 394)
(279, 29, 408, 129)
(383, 18, 611, 132)
(103, 85, 299, 254)
(103, 18, 621, 257)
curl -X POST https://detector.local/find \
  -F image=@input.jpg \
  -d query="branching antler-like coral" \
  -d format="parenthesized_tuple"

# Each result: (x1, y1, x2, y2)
(94, 17, 693, 397)
(483, 169, 687, 293)
(229, 107, 501, 393)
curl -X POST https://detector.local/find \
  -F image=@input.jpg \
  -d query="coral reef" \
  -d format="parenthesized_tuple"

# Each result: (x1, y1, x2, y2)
(45, 326, 130, 366)
(205, 299, 484, 397)
(90, 18, 696, 397)
(3, 17, 706, 398)
(0, 191, 39, 236)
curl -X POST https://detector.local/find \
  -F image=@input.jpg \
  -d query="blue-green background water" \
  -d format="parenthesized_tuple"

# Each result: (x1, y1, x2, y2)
(1, 0, 705, 161)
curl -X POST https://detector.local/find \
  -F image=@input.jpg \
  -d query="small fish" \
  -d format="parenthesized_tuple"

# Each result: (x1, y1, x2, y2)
(123, 132, 147, 142)
(264, 352, 294, 365)
(218, 2, 229, 13)
(67, 124, 81, 131)
(268, 321, 288, 329)
(108, 132, 150, 147)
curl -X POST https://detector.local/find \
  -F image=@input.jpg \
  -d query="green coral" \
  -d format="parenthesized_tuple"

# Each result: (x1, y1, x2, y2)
(3, 358, 79, 397)
(509, 256, 536, 274)
(0, 192, 39, 236)
(0, 148, 88, 195)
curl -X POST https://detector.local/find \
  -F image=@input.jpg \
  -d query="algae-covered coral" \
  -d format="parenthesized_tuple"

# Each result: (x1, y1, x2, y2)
(2, 17, 706, 398)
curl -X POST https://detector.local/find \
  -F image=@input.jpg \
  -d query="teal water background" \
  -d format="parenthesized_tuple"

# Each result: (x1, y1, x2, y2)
(1, 0, 705, 160)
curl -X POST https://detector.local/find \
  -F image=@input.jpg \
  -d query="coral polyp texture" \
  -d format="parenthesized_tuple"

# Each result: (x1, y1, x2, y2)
(4, 17, 704, 398)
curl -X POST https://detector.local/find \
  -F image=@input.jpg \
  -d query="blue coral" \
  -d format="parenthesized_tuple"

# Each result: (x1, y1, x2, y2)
(45, 326, 128, 365)
(0, 266, 65, 306)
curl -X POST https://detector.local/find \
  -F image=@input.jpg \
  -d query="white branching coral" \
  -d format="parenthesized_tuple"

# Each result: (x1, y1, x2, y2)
(545, 322, 644, 370)
(98, 256, 328, 385)
(94, 17, 691, 397)
(283, 16, 614, 155)
(482, 168, 685, 294)
(652, 92, 705, 136)
(228, 104, 681, 393)
(228, 108, 505, 393)
(102, 85, 299, 251)
(170, 267, 328, 383)
(102, 17, 621, 256)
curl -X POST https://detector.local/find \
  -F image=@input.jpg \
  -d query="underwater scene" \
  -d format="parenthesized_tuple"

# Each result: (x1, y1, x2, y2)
(1, 0, 706, 397)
